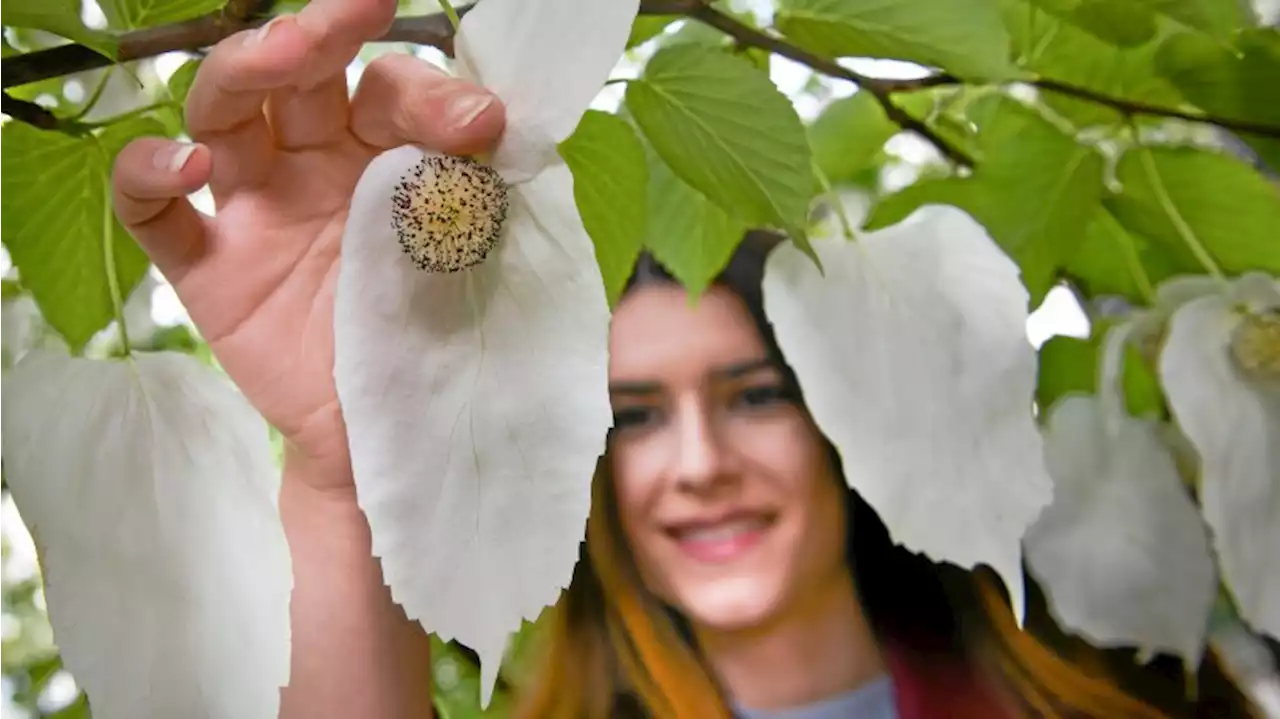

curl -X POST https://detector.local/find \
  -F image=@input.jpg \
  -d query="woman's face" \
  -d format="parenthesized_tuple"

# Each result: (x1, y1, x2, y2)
(607, 283, 850, 634)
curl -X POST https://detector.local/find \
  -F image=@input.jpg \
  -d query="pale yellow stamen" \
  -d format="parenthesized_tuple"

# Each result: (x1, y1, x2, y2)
(391, 155, 509, 273)
(1230, 310, 1280, 383)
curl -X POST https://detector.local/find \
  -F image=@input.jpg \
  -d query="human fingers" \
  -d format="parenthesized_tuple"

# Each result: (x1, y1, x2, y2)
(111, 139, 213, 285)
(262, 0, 398, 149)
(183, 17, 312, 196)
(349, 54, 505, 154)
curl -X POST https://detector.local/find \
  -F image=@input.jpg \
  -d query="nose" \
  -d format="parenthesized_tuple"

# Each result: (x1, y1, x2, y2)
(671, 400, 730, 492)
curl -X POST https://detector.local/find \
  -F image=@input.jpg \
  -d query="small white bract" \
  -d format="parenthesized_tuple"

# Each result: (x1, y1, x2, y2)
(1025, 394, 1217, 666)
(392, 155, 509, 273)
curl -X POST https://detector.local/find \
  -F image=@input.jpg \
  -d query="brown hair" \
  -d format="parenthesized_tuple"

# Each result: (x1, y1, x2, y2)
(510, 232, 1257, 719)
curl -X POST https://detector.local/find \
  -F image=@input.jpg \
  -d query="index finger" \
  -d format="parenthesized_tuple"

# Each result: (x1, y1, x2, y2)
(185, 0, 396, 139)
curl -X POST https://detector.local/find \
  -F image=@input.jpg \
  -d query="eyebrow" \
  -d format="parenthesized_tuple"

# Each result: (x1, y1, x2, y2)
(608, 358, 776, 396)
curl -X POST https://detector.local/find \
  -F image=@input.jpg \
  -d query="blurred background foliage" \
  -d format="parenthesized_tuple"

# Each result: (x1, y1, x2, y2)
(3, 0, 1280, 716)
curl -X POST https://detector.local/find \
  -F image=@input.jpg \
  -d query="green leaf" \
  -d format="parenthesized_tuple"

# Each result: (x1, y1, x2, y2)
(1, 279, 25, 302)
(775, 0, 1014, 80)
(0, 119, 160, 352)
(168, 58, 202, 105)
(1026, 0, 1248, 47)
(866, 98, 1105, 303)
(656, 11, 771, 70)
(1, 0, 117, 57)
(1065, 208, 1188, 303)
(156, 58, 203, 135)
(643, 152, 749, 296)
(628, 15, 677, 48)
(626, 44, 814, 236)
(429, 636, 512, 719)
(45, 693, 90, 719)
(1037, 336, 1096, 411)
(559, 110, 648, 308)
(1134, 0, 1248, 45)
(1005, 1, 1182, 126)
(1036, 325, 1163, 418)
(1106, 146, 1280, 277)
(1023, 0, 1158, 46)
(808, 91, 897, 185)
(98, 0, 225, 29)
(1156, 29, 1280, 170)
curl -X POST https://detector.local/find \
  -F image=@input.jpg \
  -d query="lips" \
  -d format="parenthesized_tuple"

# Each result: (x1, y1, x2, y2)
(665, 511, 776, 564)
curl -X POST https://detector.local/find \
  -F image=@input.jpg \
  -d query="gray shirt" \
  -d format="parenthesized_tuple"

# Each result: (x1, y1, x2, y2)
(734, 675, 898, 719)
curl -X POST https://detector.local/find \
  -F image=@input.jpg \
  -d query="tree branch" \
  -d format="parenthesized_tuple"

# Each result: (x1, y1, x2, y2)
(222, 0, 276, 22)
(2, 94, 63, 130)
(4, 0, 1278, 159)
(882, 72, 1280, 141)
(1032, 77, 1280, 140)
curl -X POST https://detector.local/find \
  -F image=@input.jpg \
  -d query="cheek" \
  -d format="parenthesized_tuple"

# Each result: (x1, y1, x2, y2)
(747, 425, 848, 579)
(609, 442, 668, 580)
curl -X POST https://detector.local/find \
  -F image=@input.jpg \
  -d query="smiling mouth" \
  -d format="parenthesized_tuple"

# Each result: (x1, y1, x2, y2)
(666, 513, 777, 564)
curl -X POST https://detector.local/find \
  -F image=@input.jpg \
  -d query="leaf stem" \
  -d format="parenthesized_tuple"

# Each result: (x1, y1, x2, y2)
(438, 0, 462, 33)
(81, 101, 177, 129)
(811, 161, 855, 241)
(67, 67, 114, 122)
(1113, 219, 1156, 305)
(99, 145, 131, 356)
(1137, 146, 1225, 283)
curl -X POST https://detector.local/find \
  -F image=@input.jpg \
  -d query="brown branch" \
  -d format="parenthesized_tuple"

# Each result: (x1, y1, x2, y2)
(2, 15, 253, 88)
(1032, 77, 1280, 140)
(2, 94, 63, 130)
(5, 0, 1278, 155)
(1, 6, 464, 90)
(885, 72, 1280, 141)
(222, 0, 275, 22)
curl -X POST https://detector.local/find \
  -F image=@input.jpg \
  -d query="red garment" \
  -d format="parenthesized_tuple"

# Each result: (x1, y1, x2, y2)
(885, 642, 1017, 719)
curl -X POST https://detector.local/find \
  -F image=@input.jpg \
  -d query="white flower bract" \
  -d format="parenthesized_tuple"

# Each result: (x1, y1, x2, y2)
(334, 0, 637, 704)
(0, 350, 293, 719)
(761, 204, 1053, 623)
(1158, 272, 1280, 639)
(1024, 395, 1217, 665)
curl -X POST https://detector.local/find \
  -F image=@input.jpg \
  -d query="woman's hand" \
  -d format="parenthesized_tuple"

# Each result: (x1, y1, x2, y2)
(111, 0, 505, 490)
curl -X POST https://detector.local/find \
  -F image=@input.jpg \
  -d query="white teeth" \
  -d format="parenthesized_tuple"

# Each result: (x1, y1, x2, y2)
(677, 516, 769, 543)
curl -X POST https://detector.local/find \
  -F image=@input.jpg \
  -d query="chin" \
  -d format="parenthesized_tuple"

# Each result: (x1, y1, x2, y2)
(673, 574, 790, 634)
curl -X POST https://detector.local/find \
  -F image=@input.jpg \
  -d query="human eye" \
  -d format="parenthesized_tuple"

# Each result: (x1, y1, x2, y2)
(733, 383, 796, 409)
(612, 405, 660, 430)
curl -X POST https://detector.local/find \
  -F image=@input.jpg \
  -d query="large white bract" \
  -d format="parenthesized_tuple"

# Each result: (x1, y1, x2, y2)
(1024, 395, 1217, 665)
(0, 350, 293, 719)
(1157, 272, 1280, 639)
(333, 0, 635, 703)
(761, 205, 1053, 623)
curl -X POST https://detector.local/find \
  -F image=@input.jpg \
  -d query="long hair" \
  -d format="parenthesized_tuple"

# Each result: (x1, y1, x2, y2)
(512, 232, 1256, 719)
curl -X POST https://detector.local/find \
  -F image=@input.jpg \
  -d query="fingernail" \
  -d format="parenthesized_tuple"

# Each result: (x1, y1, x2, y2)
(247, 16, 284, 46)
(446, 92, 495, 129)
(155, 143, 198, 174)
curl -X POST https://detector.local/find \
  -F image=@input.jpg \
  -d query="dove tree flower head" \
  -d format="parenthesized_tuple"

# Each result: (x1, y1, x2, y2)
(333, 0, 637, 703)
(1151, 273, 1280, 639)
